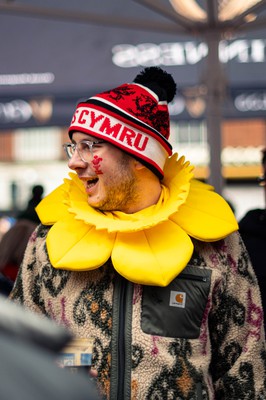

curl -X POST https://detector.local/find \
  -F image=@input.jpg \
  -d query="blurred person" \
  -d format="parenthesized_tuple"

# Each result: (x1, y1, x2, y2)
(0, 216, 15, 241)
(0, 273, 13, 297)
(0, 295, 101, 400)
(17, 184, 44, 224)
(10, 67, 266, 399)
(239, 148, 266, 328)
(0, 185, 44, 288)
(0, 219, 37, 285)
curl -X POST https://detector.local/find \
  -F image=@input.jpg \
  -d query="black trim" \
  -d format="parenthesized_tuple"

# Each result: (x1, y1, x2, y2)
(110, 274, 133, 400)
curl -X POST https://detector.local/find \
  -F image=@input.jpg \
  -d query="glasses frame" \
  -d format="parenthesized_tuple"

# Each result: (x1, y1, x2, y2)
(257, 175, 266, 187)
(63, 139, 105, 163)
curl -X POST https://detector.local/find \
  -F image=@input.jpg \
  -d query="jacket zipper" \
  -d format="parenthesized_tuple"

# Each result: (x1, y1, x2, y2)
(179, 273, 207, 283)
(117, 278, 126, 400)
(110, 275, 133, 400)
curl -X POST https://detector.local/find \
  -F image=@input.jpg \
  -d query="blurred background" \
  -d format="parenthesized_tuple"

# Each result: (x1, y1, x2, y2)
(0, 0, 266, 234)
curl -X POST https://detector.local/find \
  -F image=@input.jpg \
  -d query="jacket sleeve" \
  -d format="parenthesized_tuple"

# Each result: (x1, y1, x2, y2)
(208, 231, 266, 399)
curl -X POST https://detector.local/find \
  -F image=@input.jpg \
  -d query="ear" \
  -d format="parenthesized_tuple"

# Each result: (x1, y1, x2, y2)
(133, 159, 146, 171)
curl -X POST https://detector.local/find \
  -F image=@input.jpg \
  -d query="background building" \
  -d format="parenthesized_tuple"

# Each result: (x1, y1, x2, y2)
(0, 0, 265, 220)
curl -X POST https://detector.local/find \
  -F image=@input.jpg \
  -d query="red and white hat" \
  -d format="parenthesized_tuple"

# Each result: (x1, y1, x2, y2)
(68, 67, 176, 179)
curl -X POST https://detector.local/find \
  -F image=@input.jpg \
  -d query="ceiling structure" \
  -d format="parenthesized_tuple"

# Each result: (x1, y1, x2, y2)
(0, 0, 266, 34)
(1, 0, 266, 193)
(134, 0, 266, 192)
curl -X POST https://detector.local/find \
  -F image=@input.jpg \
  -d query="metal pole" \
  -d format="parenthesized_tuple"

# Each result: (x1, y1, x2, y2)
(204, 32, 225, 195)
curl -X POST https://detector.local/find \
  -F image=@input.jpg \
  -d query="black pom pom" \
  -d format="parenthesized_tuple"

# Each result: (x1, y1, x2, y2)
(133, 66, 176, 103)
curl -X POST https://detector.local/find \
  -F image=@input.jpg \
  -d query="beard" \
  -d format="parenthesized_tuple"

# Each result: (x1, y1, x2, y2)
(90, 154, 141, 213)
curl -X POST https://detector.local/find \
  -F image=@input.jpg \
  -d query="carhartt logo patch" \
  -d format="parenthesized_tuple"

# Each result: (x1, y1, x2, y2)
(169, 291, 186, 308)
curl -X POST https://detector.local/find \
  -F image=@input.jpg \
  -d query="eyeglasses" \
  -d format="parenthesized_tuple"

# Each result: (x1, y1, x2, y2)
(258, 175, 266, 187)
(63, 140, 105, 163)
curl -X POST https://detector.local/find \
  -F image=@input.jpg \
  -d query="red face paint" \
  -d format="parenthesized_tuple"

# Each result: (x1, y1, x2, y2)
(92, 155, 103, 174)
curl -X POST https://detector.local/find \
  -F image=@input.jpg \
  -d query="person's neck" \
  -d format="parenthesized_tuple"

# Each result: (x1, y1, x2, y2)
(123, 178, 162, 214)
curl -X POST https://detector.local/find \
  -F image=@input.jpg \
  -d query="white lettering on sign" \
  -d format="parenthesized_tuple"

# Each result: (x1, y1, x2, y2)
(0, 100, 32, 123)
(0, 73, 55, 86)
(234, 92, 266, 112)
(0, 98, 53, 123)
(112, 39, 266, 67)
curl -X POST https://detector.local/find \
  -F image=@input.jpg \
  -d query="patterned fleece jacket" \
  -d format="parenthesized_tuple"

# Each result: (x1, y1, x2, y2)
(9, 224, 266, 400)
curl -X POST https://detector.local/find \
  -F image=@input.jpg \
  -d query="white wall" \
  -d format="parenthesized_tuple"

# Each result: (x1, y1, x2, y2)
(224, 184, 264, 221)
(0, 161, 70, 212)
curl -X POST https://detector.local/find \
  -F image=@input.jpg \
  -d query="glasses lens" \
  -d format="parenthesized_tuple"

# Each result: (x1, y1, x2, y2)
(63, 144, 74, 159)
(258, 176, 266, 186)
(63, 140, 103, 162)
(78, 142, 93, 162)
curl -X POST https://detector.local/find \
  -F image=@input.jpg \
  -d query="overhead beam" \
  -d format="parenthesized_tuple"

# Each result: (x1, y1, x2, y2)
(0, 2, 186, 34)
(206, 0, 219, 27)
(222, 0, 266, 28)
(233, 14, 266, 31)
(133, 0, 203, 30)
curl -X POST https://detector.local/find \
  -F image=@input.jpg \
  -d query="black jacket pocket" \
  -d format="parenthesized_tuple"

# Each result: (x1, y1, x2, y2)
(141, 265, 212, 339)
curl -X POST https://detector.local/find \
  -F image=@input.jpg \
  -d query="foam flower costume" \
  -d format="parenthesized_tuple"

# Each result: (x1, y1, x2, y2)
(36, 153, 238, 287)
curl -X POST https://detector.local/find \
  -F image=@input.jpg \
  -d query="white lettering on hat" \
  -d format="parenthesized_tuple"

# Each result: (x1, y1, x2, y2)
(71, 106, 150, 152)
(70, 105, 170, 176)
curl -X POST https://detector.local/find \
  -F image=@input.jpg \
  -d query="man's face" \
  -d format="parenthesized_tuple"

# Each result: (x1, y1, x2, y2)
(68, 132, 141, 213)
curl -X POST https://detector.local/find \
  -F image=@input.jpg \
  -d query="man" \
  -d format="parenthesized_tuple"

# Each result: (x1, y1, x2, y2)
(10, 67, 266, 399)
(239, 148, 266, 329)
(17, 184, 44, 223)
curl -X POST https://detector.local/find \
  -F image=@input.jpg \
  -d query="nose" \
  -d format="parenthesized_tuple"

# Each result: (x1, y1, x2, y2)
(67, 149, 88, 170)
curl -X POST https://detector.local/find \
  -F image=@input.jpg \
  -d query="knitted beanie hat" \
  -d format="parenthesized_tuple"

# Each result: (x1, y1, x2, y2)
(68, 67, 176, 179)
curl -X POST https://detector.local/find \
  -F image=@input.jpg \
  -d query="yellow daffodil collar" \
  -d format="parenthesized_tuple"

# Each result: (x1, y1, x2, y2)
(37, 153, 238, 286)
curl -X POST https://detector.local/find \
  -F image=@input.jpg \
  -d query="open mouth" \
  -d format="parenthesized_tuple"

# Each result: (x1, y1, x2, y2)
(86, 177, 99, 190)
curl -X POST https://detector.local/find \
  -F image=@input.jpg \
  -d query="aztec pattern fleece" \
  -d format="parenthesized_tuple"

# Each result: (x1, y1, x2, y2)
(10, 225, 266, 400)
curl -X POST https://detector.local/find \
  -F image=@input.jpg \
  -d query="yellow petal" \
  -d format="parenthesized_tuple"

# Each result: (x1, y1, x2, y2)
(190, 178, 214, 191)
(171, 187, 238, 241)
(36, 179, 71, 225)
(46, 216, 115, 270)
(112, 221, 193, 286)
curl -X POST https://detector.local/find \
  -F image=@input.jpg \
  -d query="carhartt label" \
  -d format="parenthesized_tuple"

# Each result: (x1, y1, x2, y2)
(169, 291, 186, 308)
